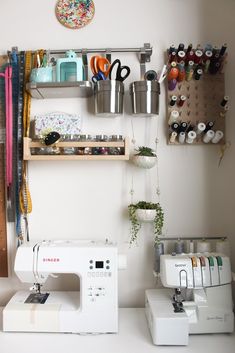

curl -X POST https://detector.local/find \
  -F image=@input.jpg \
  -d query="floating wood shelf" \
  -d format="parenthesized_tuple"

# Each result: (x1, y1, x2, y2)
(26, 81, 93, 99)
(23, 137, 130, 161)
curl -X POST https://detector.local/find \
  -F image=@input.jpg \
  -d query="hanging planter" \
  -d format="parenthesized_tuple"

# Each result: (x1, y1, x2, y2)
(132, 146, 157, 169)
(128, 201, 164, 245)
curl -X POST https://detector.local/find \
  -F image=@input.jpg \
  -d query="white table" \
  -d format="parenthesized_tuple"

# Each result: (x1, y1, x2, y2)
(0, 308, 235, 353)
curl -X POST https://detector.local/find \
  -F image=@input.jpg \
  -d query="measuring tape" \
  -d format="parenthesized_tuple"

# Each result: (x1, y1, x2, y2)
(0, 55, 8, 276)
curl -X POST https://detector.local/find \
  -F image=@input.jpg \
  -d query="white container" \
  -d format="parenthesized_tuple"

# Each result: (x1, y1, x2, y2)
(132, 155, 157, 169)
(136, 209, 156, 222)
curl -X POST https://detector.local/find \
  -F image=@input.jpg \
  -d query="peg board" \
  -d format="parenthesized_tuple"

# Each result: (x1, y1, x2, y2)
(0, 55, 8, 277)
(167, 72, 226, 145)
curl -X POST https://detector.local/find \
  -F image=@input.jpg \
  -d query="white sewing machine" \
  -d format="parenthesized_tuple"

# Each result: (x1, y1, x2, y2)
(145, 253, 234, 345)
(3, 239, 126, 333)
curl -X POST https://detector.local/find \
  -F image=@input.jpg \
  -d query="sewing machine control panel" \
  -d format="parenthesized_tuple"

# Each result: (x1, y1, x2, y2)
(160, 253, 232, 289)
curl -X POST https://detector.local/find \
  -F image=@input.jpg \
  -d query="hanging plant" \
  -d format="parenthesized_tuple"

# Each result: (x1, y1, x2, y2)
(132, 146, 157, 169)
(128, 201, 164, 245)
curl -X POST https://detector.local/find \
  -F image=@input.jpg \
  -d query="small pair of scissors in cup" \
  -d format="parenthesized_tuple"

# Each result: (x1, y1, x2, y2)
(90, 55, 111, 83)
(109, 59, 131, 82)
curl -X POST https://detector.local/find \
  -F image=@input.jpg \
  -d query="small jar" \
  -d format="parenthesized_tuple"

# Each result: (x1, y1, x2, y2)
(95, 134, 108, 142)
(109, 134, 123, 141)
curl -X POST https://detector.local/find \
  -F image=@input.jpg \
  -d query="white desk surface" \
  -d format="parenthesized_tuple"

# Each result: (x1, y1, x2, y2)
(0, 308, 235, 353)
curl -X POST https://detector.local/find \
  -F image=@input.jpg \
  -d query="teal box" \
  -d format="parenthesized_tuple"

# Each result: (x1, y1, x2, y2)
(56, 50, 83, 82)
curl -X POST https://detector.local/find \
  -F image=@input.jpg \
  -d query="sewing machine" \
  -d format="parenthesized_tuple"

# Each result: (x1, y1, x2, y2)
(145, 253, 234, 345)
(3, 239, 126, 333)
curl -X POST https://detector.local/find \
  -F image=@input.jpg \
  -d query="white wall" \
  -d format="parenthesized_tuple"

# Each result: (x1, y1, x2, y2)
(0, 0, 235, 307)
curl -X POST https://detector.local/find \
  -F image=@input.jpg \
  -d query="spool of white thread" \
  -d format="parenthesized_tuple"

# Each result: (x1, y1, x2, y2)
(178, 132, 186, 144)
(168, 110, 179, 125)
(196, 240, 211, 253)
(196, 122, 206, 135)
(212, 130, 224, 144)
(187, 240, 194, 253)
(170, 131, 177, 143)
(203, 130, 215, 143)
(186, 131, 196, 144)
(215, 239, 230, 256)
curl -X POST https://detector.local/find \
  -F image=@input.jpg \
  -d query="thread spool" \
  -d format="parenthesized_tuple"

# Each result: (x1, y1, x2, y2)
(154, 242, 164, 273)
(180, 122, 188, 132)
(186, 69, 194, 81)
(204, 43, 213, 51)
(186, 131, 196, 144)
(187, 51, 194, 62)
(177, 70, 186, 82)
(186, 61, 194, 70)
(186, 43, 193, 53)
(171, 122, 180, 132)
(168, 78, 177, 91)
(177, 43, 185, 52)
(203, 130, 215, 143)
(178, 132, 186, 144)
(219, 43, 227, 57)
(169, 51, 177, 63)
(168, 110, 179, 124)
(169, 95, 177, 106)
(204, 121, 214, 132)
(215, 239, 230, 256)
(177, 50, 186, 62)
(204, 50, 213, 60)
(196, 122, 206, 135)
(187, 240, 194, 253)
(178, 95, 186, 107)
(194, 50, 203, 64)
(196, 240, 211, 253)
(168, 67, 179, 81)
(194, 68, 203, 80)
(204, 59, 210, 73)
(178, 61, 185, 71)
(220, 96, 229, 107)
(170, 131, 177, 143)
(168, 44, 176, 54)
(212, 130, 224, 144)
(174, 240, 185, 254)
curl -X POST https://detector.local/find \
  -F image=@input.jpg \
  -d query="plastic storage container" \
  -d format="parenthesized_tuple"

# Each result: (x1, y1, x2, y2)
(129, 80, 160, 116)
(94, 80, 124, 116)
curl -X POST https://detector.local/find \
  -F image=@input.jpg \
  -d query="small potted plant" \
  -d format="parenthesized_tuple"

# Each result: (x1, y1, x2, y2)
(132, 146, 157, 169)
(128, 201, 164, 245)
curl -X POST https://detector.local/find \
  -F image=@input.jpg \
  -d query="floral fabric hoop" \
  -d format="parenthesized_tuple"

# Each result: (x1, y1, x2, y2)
(55, 0, 95, 29)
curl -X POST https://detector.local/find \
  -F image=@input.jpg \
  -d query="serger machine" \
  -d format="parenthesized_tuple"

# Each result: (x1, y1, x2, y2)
(145, 253, 234, 345)
(3, 240, 126, 333)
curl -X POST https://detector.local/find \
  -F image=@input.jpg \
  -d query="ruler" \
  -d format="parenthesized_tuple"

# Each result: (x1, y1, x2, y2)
(0, 55, 8, 277)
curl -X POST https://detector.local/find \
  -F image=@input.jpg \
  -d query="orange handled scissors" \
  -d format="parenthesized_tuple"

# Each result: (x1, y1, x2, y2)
(90, 55, 111, 82)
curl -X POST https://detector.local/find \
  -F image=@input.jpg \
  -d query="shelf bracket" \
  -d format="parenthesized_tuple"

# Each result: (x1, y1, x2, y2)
(139, 43, 152, 80)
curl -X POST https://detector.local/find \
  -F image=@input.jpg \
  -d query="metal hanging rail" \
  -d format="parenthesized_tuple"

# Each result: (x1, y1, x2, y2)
(9, 43, 153, 80)
(157, 236, 227, 241)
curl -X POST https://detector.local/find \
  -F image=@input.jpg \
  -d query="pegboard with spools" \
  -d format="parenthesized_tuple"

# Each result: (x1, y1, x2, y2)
(166, 43, 228, 145)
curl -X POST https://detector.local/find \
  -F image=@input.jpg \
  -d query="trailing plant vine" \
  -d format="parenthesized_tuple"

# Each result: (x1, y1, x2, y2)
(128, 201, 164, 245)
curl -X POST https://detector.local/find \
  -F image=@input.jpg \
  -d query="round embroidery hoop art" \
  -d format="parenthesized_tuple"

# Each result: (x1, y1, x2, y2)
(55, 0, 95, 30)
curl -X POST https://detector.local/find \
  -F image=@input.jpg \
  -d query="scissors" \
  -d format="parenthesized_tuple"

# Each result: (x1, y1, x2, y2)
(109, 59, 131, 82)
(90, 55, 111, 83)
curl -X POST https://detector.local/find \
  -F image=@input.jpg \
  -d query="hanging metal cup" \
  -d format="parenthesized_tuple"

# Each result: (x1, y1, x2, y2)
(94, 80, 124, 116)
(129, 80, 160, 116)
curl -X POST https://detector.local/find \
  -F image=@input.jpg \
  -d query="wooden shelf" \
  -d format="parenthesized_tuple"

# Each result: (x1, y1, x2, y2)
(23, 137, 130, 161)
(26, 81, 93, 99)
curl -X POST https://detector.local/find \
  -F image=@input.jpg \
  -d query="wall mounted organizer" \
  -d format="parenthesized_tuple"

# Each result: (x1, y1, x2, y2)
(166, 43, 228, 145)
(22, 43, 161, 117)
(23, 137, 130, 161)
